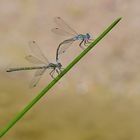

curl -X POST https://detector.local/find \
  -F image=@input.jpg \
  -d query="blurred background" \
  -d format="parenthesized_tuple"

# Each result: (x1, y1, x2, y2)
(0, 0, 140, 139)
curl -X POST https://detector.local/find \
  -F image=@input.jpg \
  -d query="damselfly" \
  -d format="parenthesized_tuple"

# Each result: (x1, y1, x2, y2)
(51, 17, 92, 62)
(6, 41, 63, 88)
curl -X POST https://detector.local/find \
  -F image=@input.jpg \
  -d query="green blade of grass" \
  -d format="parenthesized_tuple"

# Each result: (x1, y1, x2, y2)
(0, 17, 122, 137)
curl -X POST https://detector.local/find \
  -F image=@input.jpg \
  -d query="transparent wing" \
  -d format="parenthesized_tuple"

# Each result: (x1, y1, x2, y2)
(29, 68, 46, 88)
(28, 41, 50, 64)
(34, 68, 46, 76)
(29, 75, 42, 88)
(51, 28, 74, 36)
(53, 17, 78, 36)
(57, 39, 74, 55)
(25, 55, 46, 64)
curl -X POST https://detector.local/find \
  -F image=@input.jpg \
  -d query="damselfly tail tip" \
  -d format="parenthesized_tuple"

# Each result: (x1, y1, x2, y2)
(32, 40, 36, 43)
(6, 69, 11, 72)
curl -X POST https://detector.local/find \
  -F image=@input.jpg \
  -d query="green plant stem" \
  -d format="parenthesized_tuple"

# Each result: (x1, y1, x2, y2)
(0, 17, 122, 138)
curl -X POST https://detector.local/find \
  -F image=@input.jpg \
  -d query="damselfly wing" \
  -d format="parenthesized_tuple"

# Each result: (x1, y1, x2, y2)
(51, 17, 78, 36)
(26, 41, 49, 87)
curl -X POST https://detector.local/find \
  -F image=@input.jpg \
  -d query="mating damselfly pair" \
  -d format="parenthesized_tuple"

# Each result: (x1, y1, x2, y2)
(7, 17, 92, 87)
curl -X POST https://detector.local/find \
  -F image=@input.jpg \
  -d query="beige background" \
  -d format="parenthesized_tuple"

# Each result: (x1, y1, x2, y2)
(0, 0, 140, 140)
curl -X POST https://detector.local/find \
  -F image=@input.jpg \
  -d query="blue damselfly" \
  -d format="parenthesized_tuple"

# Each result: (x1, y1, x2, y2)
(51, 17, 92, 62)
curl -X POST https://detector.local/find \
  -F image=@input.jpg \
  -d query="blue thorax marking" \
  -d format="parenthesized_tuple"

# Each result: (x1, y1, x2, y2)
(73, 33, 90, 41)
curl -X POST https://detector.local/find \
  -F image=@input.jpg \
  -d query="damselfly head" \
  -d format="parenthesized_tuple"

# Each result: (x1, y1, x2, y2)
(57, 62, 62, 68)
(86, 33, 90, 39)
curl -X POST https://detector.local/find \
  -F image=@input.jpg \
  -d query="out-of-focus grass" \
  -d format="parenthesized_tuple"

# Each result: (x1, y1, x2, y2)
(1, 73, 140, 140)
(2, 73, 140, 139)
